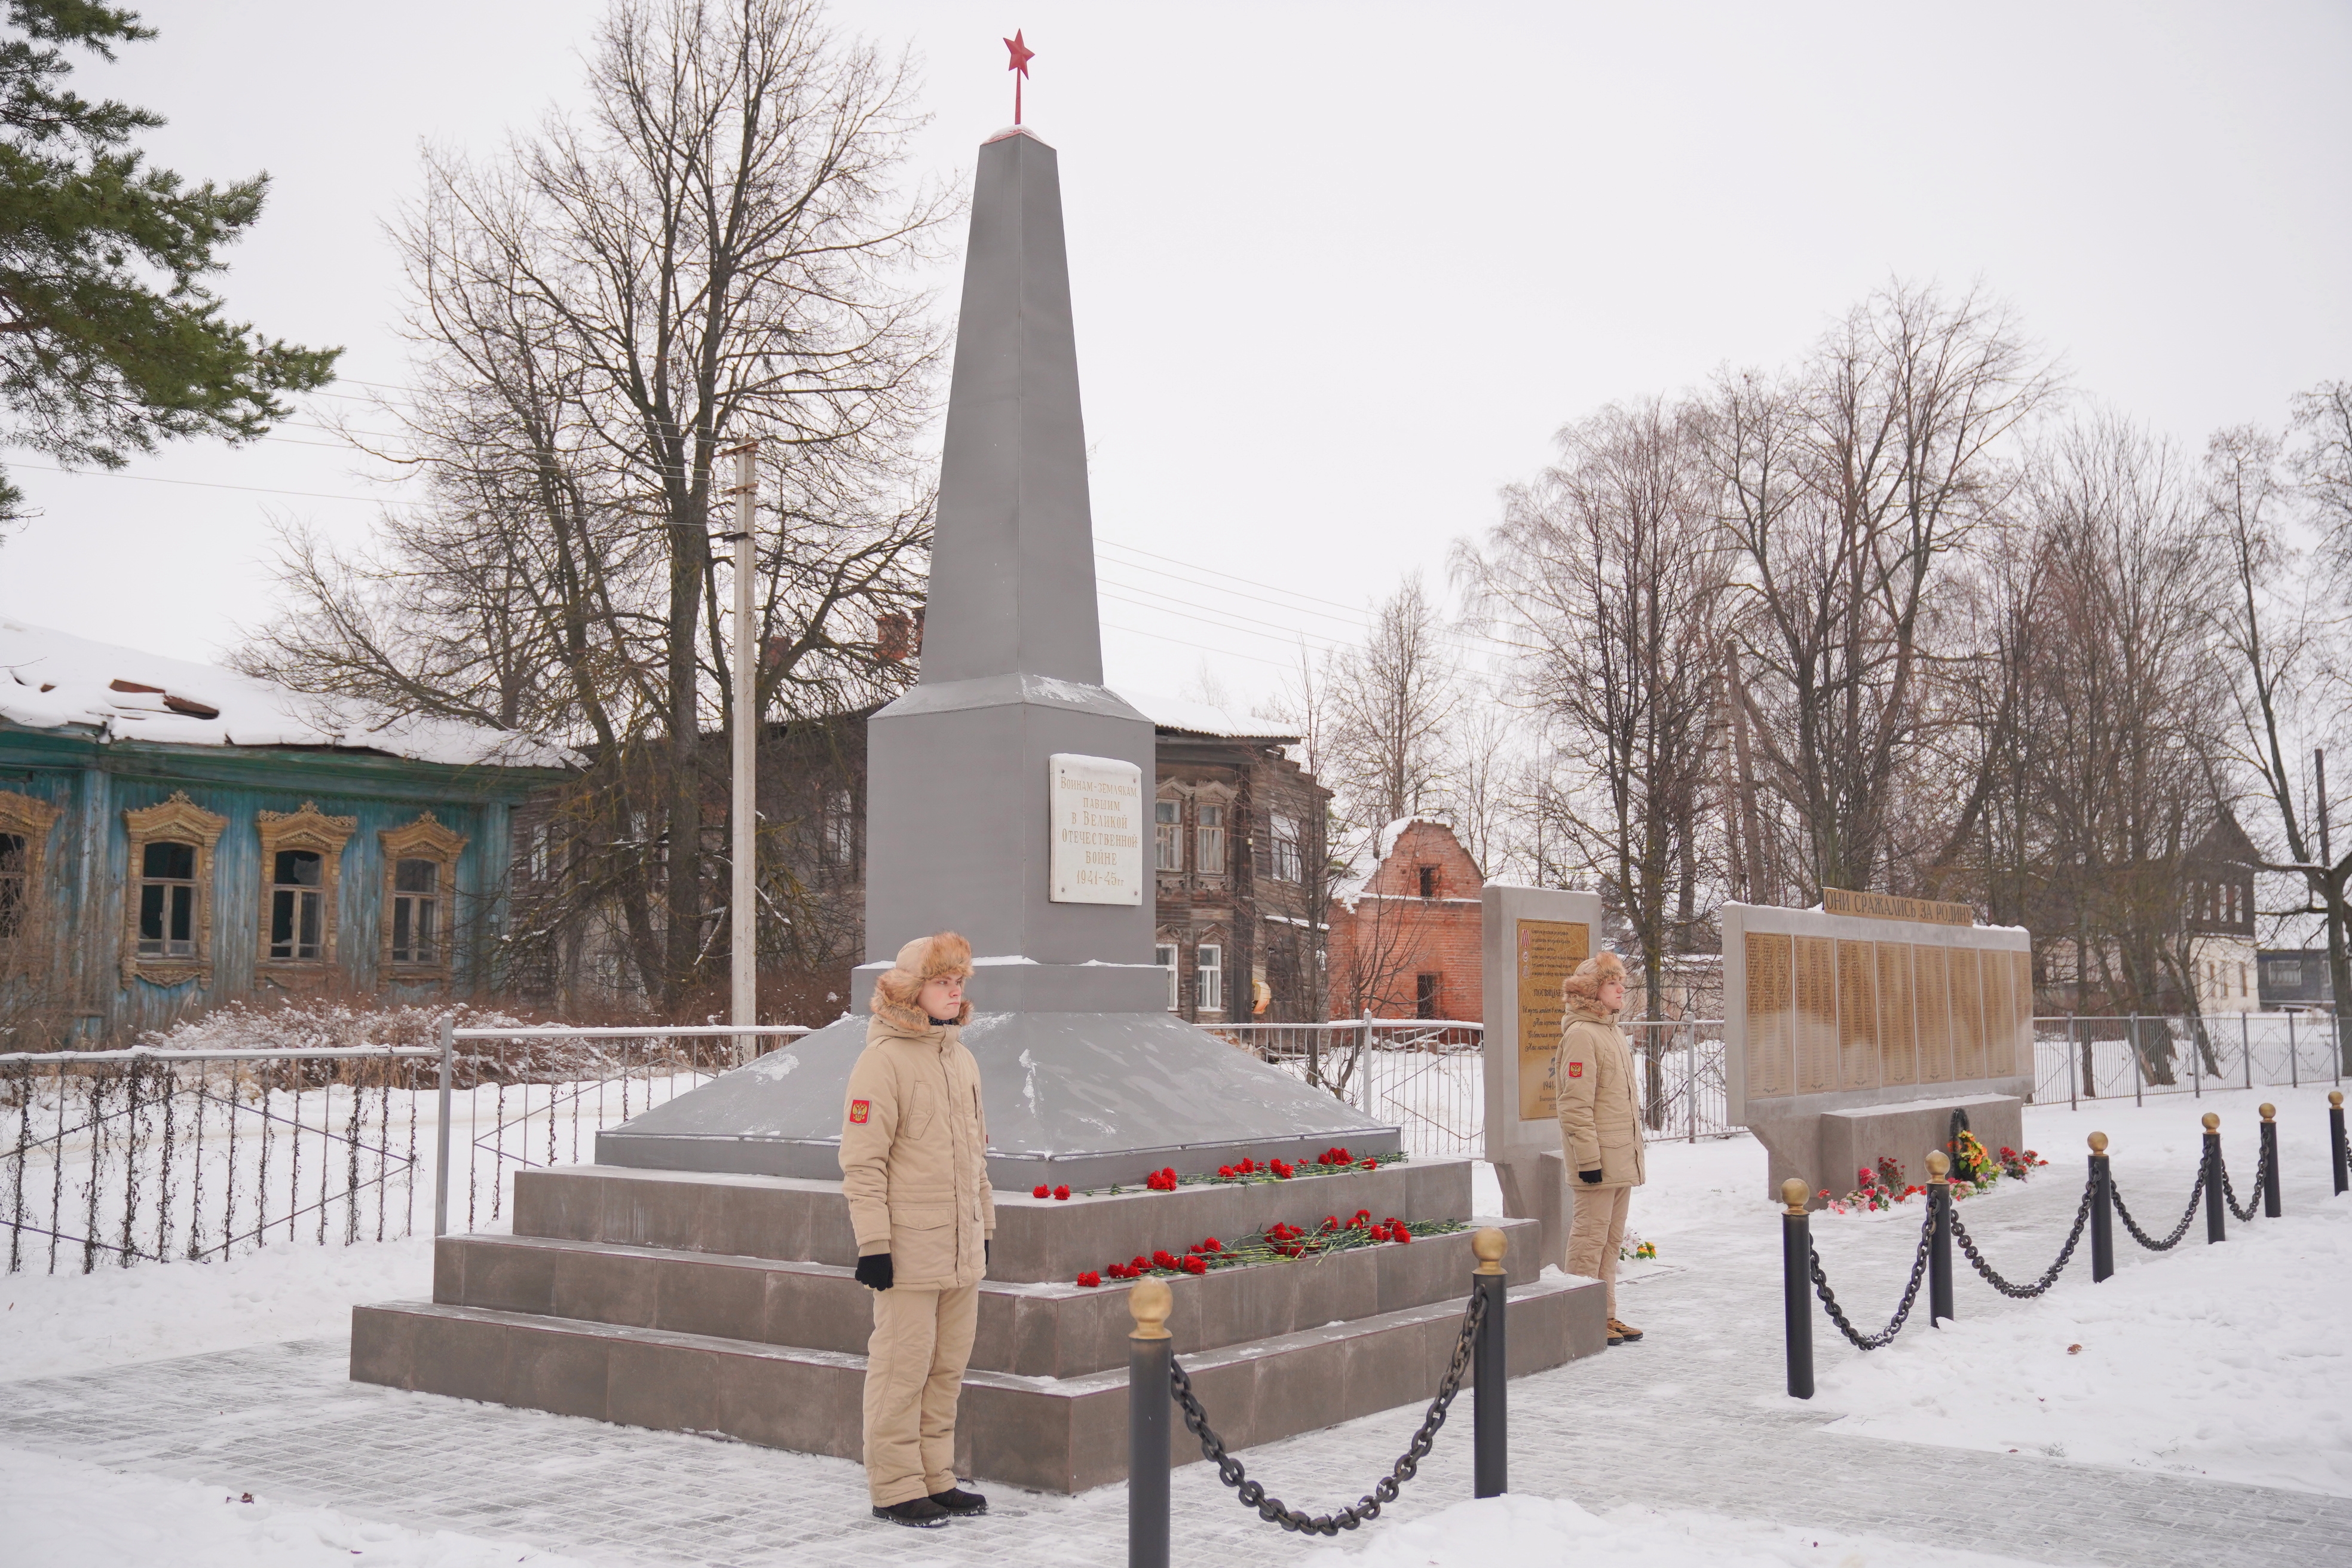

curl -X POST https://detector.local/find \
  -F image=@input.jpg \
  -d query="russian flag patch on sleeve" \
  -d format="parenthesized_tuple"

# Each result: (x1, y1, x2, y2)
(849, 1099, 871, 1123)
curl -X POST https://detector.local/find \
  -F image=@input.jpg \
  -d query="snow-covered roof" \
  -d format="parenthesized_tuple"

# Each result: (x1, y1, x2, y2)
(1120, 690, 1299, 743)
(0, 618, 576, 770)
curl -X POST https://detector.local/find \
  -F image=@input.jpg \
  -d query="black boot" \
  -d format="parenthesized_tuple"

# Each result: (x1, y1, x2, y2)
(928, 1486, 988, 1517)
(872, 1497, 952, 1529)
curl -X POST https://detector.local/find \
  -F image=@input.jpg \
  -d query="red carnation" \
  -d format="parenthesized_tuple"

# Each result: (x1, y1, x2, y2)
(1200, 1236, 1221, 1252)
(1181, 1255, 1207, 1275)
(1272, 1160, 1293, 1179)
(1217, 1166, 1235, 1179)
(1394, 1227, 1413, 1245)
(1054, 1184, 1072, 1200)
(1077, 1270, 1102, 1288)
(1151, 1250, 1178, 1270)
(1359, 1157, 1377, 1170)
(1033, 1184, 1051, 1198)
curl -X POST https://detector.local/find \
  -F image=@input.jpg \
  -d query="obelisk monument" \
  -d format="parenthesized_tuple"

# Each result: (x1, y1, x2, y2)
(598, 124, 1394, 1188)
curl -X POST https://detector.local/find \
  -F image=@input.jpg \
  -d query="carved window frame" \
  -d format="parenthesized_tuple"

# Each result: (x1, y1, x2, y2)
(1191, 782, 1238, 880)
(0, 788, 63, 948)
(255, 801, 357, 981)
(121, 791, 228, 988)
(378, 811, 467, 985)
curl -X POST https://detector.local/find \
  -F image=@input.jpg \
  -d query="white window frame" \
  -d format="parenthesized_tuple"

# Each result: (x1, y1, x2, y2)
(1155, 942, 1178, 1010)
(1196, 942, 1223, 1013)
(1196, 804, 1226, 878)
(1154, 798, 1182, 871)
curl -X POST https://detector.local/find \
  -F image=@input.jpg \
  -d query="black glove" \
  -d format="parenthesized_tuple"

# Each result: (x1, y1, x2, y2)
(984, 1239, 991, 1270)
(1578, 1168, 1604, 1185)
(855, 1252, 894, 1291)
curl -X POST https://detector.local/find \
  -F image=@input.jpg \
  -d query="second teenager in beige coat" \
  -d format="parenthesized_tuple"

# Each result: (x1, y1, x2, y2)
(1554, 949, 1647, 1345)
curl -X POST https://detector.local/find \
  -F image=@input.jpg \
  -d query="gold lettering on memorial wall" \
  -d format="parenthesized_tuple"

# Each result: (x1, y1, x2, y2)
(1515, 918, 1589, 1120)
(1745, 932, 1792, 1100)
(1836, 940, 1878, 1091)
(1794, 936, 1838, 1094)
(1876, 942, 1918, 1086)
(1915, 945, 1953, 1084)
(1821, 886, 1975, 926)
(1949, 948, 1984, 1080)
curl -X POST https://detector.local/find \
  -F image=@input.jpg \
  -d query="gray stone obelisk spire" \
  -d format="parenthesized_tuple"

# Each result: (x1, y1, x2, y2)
(860, 125, 1160, 1011)
(595, 124, 1394, 1187)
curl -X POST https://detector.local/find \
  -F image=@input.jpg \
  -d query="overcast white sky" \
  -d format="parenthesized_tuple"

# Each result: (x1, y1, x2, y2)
(1, 1, 2347, 717)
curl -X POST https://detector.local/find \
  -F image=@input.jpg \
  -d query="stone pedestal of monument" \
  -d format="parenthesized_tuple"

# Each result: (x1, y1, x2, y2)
(351, 1159, 1606, 1492)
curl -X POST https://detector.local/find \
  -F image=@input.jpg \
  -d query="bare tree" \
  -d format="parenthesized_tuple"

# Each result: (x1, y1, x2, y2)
(244, 0, 944, 1008)
(1322, 575, 1460, 837)
(1708, 282, 2057, 899)
(1464, 396, 1730, 1117)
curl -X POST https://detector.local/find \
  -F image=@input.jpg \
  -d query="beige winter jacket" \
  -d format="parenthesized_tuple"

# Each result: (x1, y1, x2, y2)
(839, 999, 996, 1291)
(1555, 1000, 1646, 1189)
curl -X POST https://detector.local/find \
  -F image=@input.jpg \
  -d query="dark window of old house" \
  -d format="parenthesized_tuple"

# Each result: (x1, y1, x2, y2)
(1416, 972, 1439, 1018)
(0, 832, 24, 939)
(823, 789, 857, 866)
(1271, 812, 1303, 882)
(1418, 865, 1437, 899)
(391, 858, 442, 964)
(1155, 942, 1178, 1010)
(269, 850, 325, 960)
(136, 840, 197, 957)
(1197, 804, 1225, 875)
(1155, 799, 1182, 870)
(1196, 942, 1224, 1012)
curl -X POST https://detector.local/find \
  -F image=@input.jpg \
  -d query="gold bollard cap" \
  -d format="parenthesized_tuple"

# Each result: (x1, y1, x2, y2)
(1128, 1276, 1172, 1342)
(1472, 1226, 1509, 1274)
(2202, 1111, 2220, 1132)
(1925, 1149, 1951, 1181)
(1781, 1177, 1811, 1214)
(2088, 1131, 2108, 1154)
(2259, 1102, 2276, 1122)
(2333, 1090, 2345, 1108)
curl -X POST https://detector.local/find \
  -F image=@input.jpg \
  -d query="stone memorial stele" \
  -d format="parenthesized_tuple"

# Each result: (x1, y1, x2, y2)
(348, 118, 1614, 1492)
(1479, 883, 1604, 1267)
(1724, 890, 2033, 1202)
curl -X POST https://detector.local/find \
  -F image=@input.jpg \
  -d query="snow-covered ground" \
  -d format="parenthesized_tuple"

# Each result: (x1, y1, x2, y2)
(1301, 1494, 2048, 1568)
(0, 1445, 590, 1567)
(1809, 1082, 2352, 1496)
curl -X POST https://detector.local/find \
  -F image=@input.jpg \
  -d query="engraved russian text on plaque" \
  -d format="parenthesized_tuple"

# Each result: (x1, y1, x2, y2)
(1047, 753, 1143, 905)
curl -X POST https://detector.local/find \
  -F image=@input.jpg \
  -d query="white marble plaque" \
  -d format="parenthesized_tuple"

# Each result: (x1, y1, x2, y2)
(1048, 753, 1143, 905)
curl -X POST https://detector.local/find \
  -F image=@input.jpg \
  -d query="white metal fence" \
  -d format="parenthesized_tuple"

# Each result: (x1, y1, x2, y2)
(1204, 1018, 1741, 1157)
(2031, 1013, 2347, 1107)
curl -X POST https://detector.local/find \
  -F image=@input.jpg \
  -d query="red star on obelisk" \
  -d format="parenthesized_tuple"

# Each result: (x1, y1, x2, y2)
(1005, 30, 1034, 124)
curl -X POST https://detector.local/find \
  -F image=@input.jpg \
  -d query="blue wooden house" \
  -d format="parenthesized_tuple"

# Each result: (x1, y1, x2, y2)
(0, 619, 572, 1042)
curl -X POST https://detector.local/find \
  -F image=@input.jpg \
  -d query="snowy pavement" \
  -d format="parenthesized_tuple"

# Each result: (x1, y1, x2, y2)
(3, 1083, 2349, 1567)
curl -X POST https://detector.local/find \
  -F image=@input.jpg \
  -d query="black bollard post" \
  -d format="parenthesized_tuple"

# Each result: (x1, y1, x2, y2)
(2203, 1112, 2226, 1244)
(2333, 1091, 2348, 1196)
(1780, 1177, 1813, 1399)
(1472, 1226, 1509, 1497)
(1128, 1278, 1172, 1568)
(2259, 1103, 2281, 1218)
(1927, 1150, 1955, 1326)
(2088, 1132, 2114, 1283)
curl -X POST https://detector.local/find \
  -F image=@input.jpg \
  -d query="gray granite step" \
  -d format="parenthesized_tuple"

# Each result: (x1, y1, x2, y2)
(512, 1156, 1472, 1284)
(351, 1269, 1602, 1493)
(432, 1216, 1544, 1379)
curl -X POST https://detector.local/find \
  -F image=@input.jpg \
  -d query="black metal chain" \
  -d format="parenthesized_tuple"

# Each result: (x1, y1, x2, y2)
(2111, 1170, 2201, 1251)
(1167, 1286, 1486, 1535)
(1808, 1205, 1936, 1350)
(1948, 1177, 2094, 1298)
(2218, 1143, 2268, 1223)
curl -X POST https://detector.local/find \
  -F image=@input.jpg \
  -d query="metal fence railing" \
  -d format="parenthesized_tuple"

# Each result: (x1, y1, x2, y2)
(1205, 1018, 1739, 1158)
(1, 1024, 814, 1276)
(2032, 1013, 2347, 1107)
(2, 1045, 439, 1275)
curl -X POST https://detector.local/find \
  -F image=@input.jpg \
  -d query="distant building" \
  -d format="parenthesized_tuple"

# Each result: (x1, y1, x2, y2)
(1325, 818, 1484, 1022)
(2258, 950, 2338, 1012)
(0, 620, 571, 1043)
(2180, 814, 2261, 1014)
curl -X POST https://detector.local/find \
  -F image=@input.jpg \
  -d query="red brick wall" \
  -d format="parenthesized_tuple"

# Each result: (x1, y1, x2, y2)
(1326, 820, 1485, 1022)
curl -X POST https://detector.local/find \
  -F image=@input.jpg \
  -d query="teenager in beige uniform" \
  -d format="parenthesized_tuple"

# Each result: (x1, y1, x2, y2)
(840, 933, 996, 1529)
(1555, 949, 1648, 1346)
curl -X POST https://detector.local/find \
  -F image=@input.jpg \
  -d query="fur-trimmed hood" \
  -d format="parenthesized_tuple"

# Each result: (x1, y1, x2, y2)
(869, 931, 975, 1032)
(1561, 950, 1628, 1019)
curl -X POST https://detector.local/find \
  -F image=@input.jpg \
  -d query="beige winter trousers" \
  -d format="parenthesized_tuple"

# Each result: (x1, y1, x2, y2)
(863, 1282, 978, 1506)
(1565, 1182, 1633, 1319)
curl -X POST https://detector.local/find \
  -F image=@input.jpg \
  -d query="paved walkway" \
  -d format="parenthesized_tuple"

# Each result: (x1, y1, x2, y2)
(4, 1131, 2347, 1567)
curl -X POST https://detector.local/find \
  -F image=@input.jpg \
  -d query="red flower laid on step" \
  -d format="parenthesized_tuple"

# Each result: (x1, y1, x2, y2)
(1272, 1159, 1294, 1178)
(1151, 1249, 1178, 1270)
(1131, 1255, 1150, 1272)
(1181, 1255, 1208, 1275)
(1054, 1185, 1072, 1200)
(1076, 1270, 1102, 1287)
(1217, 1166, 1236, 1178)
(1033, 1184, 1051, 1198)
(1392, 1227, 1413, 1245)
(1358, 1157, 1377, 1170)
(1144, 1166, 1181, 1192)
(1198, 1236, 1221, 1252)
